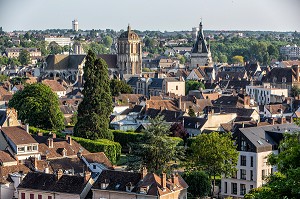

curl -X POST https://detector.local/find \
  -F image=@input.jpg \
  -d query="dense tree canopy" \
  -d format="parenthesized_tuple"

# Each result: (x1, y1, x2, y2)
(185, 80, 205, 94)
(182, 171, 211, 198)
(127, 116, 184, 173)
(190, 132, 239, 193)
(74, 50, 113, 140)
(19, 49, 30, 65)
(48, 41, 62, 55)
(110, 79, 133, 96)
(8, 83, 64, 130)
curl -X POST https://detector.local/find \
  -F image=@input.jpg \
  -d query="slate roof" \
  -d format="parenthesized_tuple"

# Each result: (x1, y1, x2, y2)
(127, 77, 139, 87)
(97, 54, 117, 69)
(262, 67, 295, 83)
(1, 126, 38, 145)
(238, 123, 300, 152)
(18, 172, 88, 194)
(180, 116, 207, 129)
(213, 96, 244, 108)
(148, 78, 164, 89)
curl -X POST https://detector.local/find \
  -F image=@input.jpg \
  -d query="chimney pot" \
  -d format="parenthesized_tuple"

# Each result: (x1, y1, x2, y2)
(84, 170, 91, 184)
(66, 135, 72, 145)
(47, 138, 53, 148)
(161, 173, 166, 191)
(57, 169, 63, 180)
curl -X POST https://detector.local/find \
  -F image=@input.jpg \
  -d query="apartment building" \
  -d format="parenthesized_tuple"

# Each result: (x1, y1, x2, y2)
(221, 123, 300, 198)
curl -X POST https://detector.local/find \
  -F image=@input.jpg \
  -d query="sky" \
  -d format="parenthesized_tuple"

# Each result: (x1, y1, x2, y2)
(0, 0, 299, 32)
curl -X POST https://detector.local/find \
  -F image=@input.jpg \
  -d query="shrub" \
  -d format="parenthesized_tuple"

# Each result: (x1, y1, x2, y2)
(29, 126, 64, 138)
(72, 137, 121, 164)
(111, 130, 143, 152)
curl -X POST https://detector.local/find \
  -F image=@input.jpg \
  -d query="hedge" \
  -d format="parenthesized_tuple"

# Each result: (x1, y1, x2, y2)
(72, 137, 121, 165)
(111, 130, 143, 152)
(29, 126, 64, 138)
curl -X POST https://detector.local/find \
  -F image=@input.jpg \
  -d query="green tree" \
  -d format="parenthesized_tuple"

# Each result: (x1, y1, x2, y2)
(19, 49, 30, 65)
(83, 42, 108, 55)
(190, 132, 238, 195)
(232, 55, 244, 65)
(182, 171, 211, 198)
(127, 116, 184, 173)
(8, 83, 64, 130)
(103, 36, 113, 48)
(74, 50, 113, 140)
(188, 107, 196, 117)
(49, 41, 62, 55)
(0, 75, 8, 83)
(185, 80, 205, 94)
(179, 56, 186, 64)
(110, 79, 133, 96)
(291, 85, 300, 97)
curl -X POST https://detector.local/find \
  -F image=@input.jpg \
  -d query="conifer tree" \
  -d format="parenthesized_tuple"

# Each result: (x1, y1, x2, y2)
(74, 50, 113, 140)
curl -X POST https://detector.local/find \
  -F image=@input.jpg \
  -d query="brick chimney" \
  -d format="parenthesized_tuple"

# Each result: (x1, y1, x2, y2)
(171, 173, 179, 185)
(66, 135, 72, 145)
(47, 138, 53, 148)
(57, 169, 63, 180)
(37, 132, 43, 136)
(84, 170, 91, 184)
(141, 166, 147, 179)
(25, 123, 29, 133)
(161, 173, 166, 191)
(52, 133, 56, 139)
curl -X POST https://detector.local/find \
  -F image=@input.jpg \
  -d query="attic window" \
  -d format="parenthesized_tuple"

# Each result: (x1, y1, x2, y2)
(126, 183, 134, 192)
(140, 186, 148, 194)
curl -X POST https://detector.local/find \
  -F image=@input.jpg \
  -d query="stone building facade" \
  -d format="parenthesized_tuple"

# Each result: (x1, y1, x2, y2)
(117, 25, 142, 77)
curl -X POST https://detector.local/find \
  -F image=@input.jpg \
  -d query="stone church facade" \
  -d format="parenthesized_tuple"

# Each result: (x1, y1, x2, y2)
(42, 25, 142, 83)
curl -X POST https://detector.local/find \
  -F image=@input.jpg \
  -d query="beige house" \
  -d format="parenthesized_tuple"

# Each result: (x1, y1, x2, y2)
(42, 80, 66, 98)
(163, 77, 185, 96)
(5, 48, 41, 59)
(92, 169, 188, 199)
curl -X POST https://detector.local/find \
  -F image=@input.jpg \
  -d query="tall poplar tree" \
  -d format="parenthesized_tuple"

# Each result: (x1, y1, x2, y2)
(74, 50, 113, 140)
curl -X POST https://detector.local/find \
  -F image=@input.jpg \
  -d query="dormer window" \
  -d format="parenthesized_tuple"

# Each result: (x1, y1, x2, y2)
(101, 179, 109, 189)
(282, 77, 287, 83)
(139, 186, 149, 194)
(126, 182, 134, 192)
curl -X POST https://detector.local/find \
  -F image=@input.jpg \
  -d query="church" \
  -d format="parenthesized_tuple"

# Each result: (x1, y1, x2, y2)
(190, 21, 212, 68)
(42, 25, 142, 83)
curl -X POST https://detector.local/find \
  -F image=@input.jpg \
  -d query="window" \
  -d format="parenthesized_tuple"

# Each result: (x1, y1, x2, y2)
(18, 147, 25, 152)
(48, 196, 52, 199)
(38, 195, 42, 199)
(241, 138, 247, 151)
(30, 194, 34, 199)
(21, 193, 25, 199)
(33, 145, 37, 150)
(232, 170, 237, 179)
(176, 86, 178, 90)
(250, 185, 254, 190)
(262, 170, 266, 180)
(27, 146, 32, 151)
(250, 170, 253, 181)
(224, 182, 227, 193)
(231, 183, 237, 195)
(240, 169, 246, 180)
(240, 155, 246, 166)
(240, 184, 246, 195)
(251, 156, 254, 167)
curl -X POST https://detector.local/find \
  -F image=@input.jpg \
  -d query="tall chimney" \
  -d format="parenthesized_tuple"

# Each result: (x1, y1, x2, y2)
(171, 173, 179, 186)
(66, 135, 72, 145)
(141, 166, 147, 179)
(52, 133, 56, 139)
(161, 173, 166, 191)
(47, 138, 53, 148)
(57, 169, 63, 180)
(25, 123, 29, 133)
(84, 170, 91, 184)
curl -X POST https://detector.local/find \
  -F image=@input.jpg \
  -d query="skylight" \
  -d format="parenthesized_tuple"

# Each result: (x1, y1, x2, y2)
(257, 140, 263, 145)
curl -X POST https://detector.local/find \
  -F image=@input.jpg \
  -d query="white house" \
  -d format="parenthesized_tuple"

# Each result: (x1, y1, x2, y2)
(246, 84, 288, 105)
(221, 124, 300, 198)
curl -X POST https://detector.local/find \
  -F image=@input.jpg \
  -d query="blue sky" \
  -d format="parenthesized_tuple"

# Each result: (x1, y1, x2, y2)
(0, 0, 299, 32)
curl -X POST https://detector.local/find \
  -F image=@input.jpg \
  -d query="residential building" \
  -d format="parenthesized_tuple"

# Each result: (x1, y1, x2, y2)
(0, 125, 40, 162)
(246, 84, 288, 105)
(190, 21, 212, 68)
(221, 124, 300, 198)
(280, 44, 300, 60)
(5, 48, 41, 59)
(44, 37, 72, 47)
(18, 170, 94, 199)
(92, 168, 188, 199)
(42, 79, 66, 98)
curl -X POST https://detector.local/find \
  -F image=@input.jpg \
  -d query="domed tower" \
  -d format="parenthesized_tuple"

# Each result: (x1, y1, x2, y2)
(117, 25, 142, 76)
